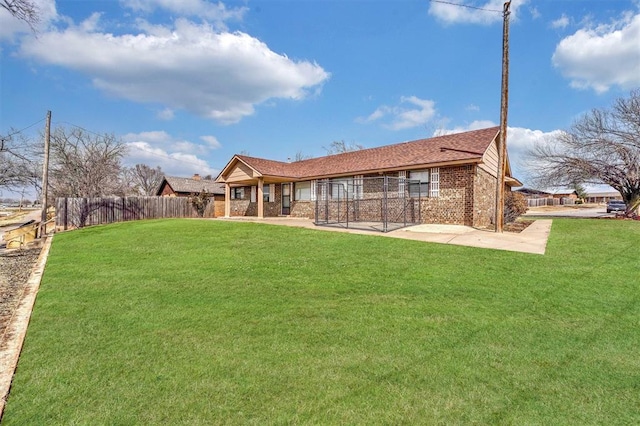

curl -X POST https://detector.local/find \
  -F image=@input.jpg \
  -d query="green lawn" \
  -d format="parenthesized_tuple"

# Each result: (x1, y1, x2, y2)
(3, 218, 640, 424)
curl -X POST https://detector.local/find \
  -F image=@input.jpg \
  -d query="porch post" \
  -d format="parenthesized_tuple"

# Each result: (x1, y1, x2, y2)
(224, 183, 231, 218)
(257, 178, 264, 218)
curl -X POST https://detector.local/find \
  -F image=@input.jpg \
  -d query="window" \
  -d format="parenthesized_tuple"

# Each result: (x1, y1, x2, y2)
(409, 170, 429, 198)
(330, 178, 351, 199)
(231, 187, 244, 199)
(263, 185, 270, 202)
(294, 181, 311, 201)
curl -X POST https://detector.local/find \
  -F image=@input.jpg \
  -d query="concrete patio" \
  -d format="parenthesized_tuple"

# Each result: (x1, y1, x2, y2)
(216, 217, 553, 255)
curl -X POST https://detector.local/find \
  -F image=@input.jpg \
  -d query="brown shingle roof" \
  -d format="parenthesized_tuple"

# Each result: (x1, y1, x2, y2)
(163, 176, 225, 194)
(232, 127, 500, 179)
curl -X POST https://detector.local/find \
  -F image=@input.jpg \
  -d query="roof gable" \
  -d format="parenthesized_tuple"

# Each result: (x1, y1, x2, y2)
(159, 176, 225, 195)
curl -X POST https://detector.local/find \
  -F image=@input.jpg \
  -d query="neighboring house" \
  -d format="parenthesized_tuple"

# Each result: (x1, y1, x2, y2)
(585, 191, 622, 204)
(157, 174, 226, 217)
(215, 127, 522, 228)
(546, 188, 578, 200)
(516, 187, 578, 207)
(516, 188, 552, 198)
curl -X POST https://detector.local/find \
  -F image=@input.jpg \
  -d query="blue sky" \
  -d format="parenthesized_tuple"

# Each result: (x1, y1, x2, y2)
(1, 0, 639, 194)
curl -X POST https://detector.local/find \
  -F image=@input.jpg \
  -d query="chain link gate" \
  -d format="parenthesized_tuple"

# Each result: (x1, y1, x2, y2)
(314, 175, 423, 232)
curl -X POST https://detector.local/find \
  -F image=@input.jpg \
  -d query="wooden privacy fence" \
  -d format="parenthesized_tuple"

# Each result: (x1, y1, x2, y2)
(56, 196, 215, 230)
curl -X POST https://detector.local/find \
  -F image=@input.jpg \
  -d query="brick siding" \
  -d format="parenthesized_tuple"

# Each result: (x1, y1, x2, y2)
(226, 165, 494, 227)
(472, 167, 497, 228)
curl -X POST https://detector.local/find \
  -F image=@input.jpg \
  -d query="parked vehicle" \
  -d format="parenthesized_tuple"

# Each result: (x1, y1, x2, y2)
(606, 200, 626, 213)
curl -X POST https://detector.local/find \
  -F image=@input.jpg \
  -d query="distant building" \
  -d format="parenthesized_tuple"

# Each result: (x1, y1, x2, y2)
(157, 174, 226, 217)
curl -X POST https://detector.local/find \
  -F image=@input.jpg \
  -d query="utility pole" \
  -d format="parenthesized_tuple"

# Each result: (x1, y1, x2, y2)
(40, 110, 51, 237)
(495, 1, 510, 233)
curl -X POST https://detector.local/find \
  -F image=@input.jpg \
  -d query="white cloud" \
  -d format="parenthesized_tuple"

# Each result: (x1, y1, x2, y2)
(200, 135, 222, 149)
(20, 15, 330, 124)
(157, 108, 175, 120)
(123, 0, 247, 27)
(435, 120, 497, 136)
(465, 104, 480, 112)
(551, 14, 570, 29)
(357, 96, 437, 130)
(0, 0, 58, 40)
(123, 131, 218, 177)
(529, 6, 541, 20)
(506, 127, 563, 184)
(428, 0, 528, 26)
(552, 12, 640, 93)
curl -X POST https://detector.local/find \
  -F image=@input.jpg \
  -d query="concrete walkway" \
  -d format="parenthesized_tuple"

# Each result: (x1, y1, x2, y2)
(218, 217, 553, 255)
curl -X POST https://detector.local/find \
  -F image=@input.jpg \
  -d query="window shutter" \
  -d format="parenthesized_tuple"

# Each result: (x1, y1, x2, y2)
(430, 168, 440, 197)
(251, 186, 257, 202)
(398, 171, 406, 196)
(269, 184, 275, 202)
(354, 175, 364, 200)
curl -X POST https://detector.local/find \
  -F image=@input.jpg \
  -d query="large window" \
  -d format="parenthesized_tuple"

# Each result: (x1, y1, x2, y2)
(231, 187, 244, 199)
(409, 170, 429, 198)
(294, 181, 311, 201)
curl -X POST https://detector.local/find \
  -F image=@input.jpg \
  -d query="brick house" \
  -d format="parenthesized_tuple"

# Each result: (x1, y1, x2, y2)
(157, 174, 226, 217)
(215, 127, 521, 228)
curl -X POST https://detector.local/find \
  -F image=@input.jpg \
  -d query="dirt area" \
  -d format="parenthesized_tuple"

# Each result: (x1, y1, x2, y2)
(0, 247, 41, 349)
(504, 220, 534, 233)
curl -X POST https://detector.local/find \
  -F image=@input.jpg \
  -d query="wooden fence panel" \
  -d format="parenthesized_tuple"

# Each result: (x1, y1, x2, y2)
(55, 196, 204, 229)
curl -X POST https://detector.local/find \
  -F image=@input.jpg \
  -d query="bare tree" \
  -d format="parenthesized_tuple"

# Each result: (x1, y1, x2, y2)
(323, 140, 364, 155)
(49, 127, 128, 198)
(1, 0, 39, 32)
(293, 151, 313, 161)
(0, 132, 41, 191)
(127, 164, 164, 195)
(526, 89, 640, 216)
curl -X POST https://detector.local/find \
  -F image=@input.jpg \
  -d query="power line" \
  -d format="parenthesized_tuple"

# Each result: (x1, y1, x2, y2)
(429, 0, 503, 14)
(1, 117, 46, 140)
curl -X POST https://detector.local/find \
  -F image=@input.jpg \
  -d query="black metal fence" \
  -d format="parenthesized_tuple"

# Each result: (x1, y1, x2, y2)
(55, 196, 213, 230)
(314, 176, 422, 232)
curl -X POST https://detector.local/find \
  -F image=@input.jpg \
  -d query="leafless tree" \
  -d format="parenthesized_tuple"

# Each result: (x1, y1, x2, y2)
(1, 0, 40, 32)
(0, 132, 41, 191)
(293, 151, 313, 161)
(49, 127, 128, 198)
(127, 164, 164, 195)
(323, 140, 365, 155)
(526, 89, 640, 215)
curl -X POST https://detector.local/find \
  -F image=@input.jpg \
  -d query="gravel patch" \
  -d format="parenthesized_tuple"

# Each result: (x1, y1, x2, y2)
(0, 247, 42, 349)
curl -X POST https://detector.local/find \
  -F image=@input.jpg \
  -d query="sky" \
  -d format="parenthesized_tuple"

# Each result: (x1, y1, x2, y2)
(1, 0, 639, 196)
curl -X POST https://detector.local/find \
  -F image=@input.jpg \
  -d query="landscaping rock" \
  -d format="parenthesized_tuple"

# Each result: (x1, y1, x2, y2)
(0, 247, 41, 348)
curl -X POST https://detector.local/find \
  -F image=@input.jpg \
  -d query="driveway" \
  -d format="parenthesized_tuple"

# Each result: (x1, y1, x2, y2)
(523, 205, 613, 218)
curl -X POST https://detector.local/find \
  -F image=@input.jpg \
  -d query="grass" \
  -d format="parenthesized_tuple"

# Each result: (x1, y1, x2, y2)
(3, 218, 640, 424)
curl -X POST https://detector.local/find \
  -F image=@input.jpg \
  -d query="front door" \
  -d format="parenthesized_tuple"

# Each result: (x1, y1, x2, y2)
(281, 183, 290, 215)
